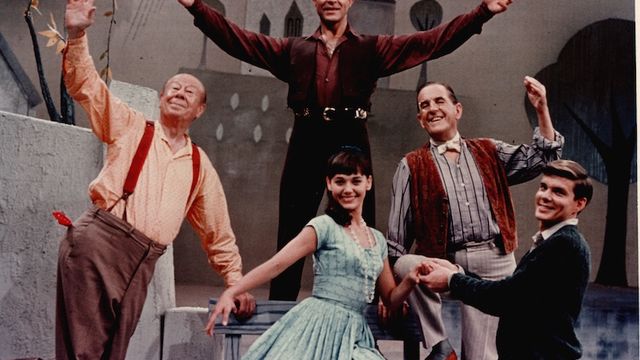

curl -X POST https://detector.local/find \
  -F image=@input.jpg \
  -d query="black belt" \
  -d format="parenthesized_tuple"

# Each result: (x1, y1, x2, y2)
(294, 107, 368, 122)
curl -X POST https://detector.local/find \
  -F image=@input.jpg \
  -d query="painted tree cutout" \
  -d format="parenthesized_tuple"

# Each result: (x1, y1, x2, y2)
(410, 0, 442, 90)
(525, 19, 636, 286)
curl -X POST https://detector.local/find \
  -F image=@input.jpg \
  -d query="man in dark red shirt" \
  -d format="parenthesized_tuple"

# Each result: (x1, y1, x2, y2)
(177, 0, 514, 301)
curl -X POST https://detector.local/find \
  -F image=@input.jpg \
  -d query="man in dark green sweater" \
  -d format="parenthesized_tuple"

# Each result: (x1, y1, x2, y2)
(422, 159, 592, 359)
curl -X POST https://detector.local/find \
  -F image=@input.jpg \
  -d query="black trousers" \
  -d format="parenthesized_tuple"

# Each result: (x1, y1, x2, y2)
(269, 114, 376, 300)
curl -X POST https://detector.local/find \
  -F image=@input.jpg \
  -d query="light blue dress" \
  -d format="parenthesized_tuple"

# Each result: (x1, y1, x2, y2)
(243, 215, 388, 360)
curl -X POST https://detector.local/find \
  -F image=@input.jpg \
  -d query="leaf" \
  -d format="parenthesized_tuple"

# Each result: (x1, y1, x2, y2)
(46, 37, 58, 47)
(38, 30, 58, 38)
(104, 11, 113, 17)
(56, 41, 66, 54)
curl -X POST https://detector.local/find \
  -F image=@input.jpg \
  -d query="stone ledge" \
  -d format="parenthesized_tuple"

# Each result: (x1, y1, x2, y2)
(162, 307, 223, 360)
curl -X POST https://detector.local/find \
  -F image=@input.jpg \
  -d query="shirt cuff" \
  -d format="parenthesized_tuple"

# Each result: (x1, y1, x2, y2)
(447, 265, 465, 286)
(64, 34, 90, 62)
(477, 2, 496, 23)
(188, 0, 204, 15)
(532, 127, 564, 149)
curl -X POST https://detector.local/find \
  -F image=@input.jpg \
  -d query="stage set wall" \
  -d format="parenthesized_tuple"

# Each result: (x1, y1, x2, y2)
(0, 0, 634, 289)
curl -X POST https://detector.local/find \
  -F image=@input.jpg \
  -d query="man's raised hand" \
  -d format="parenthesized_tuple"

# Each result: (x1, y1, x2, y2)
(484, 0, 513, 14)
(65, 0, 96, 39)
(524, 76, 548, 112)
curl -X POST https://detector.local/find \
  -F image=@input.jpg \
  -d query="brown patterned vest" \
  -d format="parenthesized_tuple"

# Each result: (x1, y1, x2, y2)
(405, 138, 518, 258)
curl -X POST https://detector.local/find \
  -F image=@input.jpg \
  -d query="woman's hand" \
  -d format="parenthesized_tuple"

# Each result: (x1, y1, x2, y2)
(204, 291, 237, 336)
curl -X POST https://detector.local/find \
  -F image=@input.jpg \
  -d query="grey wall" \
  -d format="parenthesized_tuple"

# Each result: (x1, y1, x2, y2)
(173, 68, 637, 292)
(0, 0, 635, 288)
(0, 60, 30, 115)
(0, 111, 101, 359)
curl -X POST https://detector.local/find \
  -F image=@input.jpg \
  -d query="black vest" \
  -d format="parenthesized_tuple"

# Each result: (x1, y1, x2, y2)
(284, 34, 380, 111)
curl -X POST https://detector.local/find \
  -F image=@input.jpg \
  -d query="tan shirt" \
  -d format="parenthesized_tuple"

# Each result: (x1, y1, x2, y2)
(63, 35, 242, 286)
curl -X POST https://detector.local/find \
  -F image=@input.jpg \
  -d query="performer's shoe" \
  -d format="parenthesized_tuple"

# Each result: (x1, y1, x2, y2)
(425, 339, 457, 360)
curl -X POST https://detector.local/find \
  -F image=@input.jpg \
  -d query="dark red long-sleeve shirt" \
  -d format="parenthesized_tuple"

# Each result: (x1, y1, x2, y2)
(188, 0, 493, 107)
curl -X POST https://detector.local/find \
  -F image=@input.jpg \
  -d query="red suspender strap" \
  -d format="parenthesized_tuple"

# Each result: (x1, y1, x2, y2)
(122, 121, 155, 199)
(189, 142, 201, 203)
(111, 121, 200, 219)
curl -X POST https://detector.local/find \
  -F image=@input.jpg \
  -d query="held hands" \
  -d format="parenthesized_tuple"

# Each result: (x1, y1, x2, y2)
(483, 0, 513, 14)
(204, 291, 256, 336)
(524, 76, 549, 113)
(405, 258, 457, 292)
(65, 0, 96, 39)
(422, 265, 455, 293)
(420, 258, 458, 293)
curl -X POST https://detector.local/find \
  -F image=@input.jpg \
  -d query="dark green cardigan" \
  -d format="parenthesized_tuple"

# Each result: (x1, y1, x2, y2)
(450, 225, 591, 359)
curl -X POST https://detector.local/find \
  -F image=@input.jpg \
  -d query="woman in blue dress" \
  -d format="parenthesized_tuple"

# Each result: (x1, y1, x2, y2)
(206, 148, 428, 359)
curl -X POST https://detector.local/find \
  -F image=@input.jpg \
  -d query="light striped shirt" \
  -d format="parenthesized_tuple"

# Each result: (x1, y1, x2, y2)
(387, 128, 564, 258)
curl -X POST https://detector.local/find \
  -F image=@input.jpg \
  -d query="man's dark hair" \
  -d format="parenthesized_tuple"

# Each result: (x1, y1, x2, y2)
(542, 160, 593, 205)
(416, 81, 459, 111)
(325, 146, 372, 226)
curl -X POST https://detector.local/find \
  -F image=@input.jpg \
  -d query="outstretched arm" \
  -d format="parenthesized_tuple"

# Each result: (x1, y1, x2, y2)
(177, 0, 289, 79)
(204, 226, 317, 335)
(377, 258, 439, 310)
(65, 0, 96, 39)
(492, 76, 563, 185)
(524, 76, 555, 141)
(64, 0, 140, 143)
(377, 1, 514, 76)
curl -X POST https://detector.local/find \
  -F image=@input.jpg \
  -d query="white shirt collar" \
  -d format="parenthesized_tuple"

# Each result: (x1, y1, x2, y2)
(532, 218, 579, 246)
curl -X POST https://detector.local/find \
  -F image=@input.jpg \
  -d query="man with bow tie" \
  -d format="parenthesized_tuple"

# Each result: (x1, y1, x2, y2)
(383, 77, 562, 360)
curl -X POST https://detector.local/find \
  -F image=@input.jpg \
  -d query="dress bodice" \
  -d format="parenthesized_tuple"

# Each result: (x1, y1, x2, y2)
(307, 215, 388, 312)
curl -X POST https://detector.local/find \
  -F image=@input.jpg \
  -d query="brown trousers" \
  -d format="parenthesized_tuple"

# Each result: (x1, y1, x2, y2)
(55, 207, 166, 360)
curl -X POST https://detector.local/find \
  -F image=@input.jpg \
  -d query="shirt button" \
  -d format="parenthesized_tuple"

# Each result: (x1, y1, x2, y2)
(325, 78, 329, 82)
(461, 183, 465, 187)
(466, 202, 470, 206)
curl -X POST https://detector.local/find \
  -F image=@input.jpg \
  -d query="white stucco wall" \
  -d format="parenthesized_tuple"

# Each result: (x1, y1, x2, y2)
(0, 111, 102, 359)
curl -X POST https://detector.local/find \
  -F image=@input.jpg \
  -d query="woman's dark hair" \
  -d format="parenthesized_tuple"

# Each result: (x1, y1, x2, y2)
(324, 147, 372, 226)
